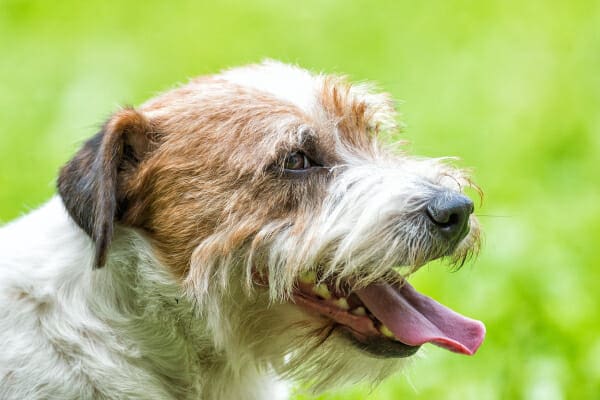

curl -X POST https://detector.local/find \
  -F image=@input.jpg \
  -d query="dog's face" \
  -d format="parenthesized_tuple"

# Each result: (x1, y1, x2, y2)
(58, 61, 484, 391)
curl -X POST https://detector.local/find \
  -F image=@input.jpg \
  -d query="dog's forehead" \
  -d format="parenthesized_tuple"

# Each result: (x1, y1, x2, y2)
(217, 61, 397, 131)
(218, 60, 320, 116)
(140, 61, 399, 162)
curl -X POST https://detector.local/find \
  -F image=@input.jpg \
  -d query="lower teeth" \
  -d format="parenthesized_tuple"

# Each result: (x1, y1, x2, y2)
(333, 297, 349, 310)
(351, 306, 366, 316)
(379, 324, 395, 339)
(313, 284, 332, 300)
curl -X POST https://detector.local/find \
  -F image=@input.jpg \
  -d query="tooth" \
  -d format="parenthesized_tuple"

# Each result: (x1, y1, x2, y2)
(333, 297, 349, 310)
(313, 284, 331, 300)
(380, 324, 395, 339)
(299, 271, 317, 284)
(351, 306, 366, 316)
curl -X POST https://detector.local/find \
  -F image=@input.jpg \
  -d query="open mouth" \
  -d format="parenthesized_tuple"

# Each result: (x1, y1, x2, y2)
(293, 270, 485, 358)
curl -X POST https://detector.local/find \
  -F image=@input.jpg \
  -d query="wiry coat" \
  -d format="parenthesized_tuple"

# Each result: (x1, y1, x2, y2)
(0, 61, 482, 399)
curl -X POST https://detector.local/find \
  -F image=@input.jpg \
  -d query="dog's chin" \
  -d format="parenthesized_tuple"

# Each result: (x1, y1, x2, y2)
(339, 328, 421, 358)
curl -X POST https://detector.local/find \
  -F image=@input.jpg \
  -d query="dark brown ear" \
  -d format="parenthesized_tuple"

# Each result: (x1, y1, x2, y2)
(58, 108, 155, 268)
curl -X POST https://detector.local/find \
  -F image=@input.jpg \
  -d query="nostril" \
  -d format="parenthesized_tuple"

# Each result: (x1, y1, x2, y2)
(444, 212, 460, 228)
(426, 207, 461, 227)
(426, 193, 474, 240)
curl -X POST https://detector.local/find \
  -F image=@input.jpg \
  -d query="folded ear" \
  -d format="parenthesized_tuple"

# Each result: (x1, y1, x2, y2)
(58, 108, 156, 268)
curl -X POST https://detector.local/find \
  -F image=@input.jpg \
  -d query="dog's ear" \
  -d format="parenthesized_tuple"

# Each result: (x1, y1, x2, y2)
(58, 108, 156, 269)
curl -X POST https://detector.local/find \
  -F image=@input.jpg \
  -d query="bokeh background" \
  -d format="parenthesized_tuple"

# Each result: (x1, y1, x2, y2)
(1, 1, 598, 399)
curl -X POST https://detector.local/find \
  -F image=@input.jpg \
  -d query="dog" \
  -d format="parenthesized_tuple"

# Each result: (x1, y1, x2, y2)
(0, 60, 485, 399)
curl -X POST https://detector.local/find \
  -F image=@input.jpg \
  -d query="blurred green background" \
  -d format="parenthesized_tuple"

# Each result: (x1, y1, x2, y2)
(1, 0, 598, 399)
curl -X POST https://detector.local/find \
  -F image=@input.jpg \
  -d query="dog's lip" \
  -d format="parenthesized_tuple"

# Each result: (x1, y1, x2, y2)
(293, 293, 380, 337)
(292, 273, 485, 356)
(292, 278, 398, 342)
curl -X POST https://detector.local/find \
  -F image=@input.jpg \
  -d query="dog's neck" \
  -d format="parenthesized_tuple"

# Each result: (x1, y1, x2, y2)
(102, 216, 289, 399)
(0, 197, 287, 399)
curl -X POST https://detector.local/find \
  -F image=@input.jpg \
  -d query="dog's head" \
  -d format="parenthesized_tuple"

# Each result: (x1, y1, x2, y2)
(58, 61, 484, 391)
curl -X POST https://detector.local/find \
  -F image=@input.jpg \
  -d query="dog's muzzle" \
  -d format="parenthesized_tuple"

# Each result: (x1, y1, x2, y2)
(289, 190, 484, 359)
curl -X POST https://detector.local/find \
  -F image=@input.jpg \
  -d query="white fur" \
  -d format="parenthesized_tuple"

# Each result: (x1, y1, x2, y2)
(220, 60, 320, 115)
(0, 198, 289, 399)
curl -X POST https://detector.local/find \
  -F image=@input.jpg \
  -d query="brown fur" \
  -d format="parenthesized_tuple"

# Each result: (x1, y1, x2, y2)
(60, 77, 364, 278)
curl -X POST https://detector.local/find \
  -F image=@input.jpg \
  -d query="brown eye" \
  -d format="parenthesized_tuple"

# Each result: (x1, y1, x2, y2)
(284, 152, 311, 170)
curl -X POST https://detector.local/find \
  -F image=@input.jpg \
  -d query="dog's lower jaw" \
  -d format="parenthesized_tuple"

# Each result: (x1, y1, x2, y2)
(342, 330, 421, 358)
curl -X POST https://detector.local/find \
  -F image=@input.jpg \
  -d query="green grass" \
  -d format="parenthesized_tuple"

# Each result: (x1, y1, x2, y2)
(1, 1, 599, 398)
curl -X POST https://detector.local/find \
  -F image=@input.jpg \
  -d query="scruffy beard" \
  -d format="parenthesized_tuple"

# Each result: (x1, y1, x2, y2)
(184, 269, 408, 394)
(276, 324, 407, 392)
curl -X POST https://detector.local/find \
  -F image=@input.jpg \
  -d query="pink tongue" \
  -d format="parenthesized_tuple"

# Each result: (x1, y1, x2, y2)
(356, 281, 485, 355)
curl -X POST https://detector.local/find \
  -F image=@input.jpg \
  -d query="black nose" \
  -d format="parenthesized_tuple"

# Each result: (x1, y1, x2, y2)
(426, 193, 474, 242)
